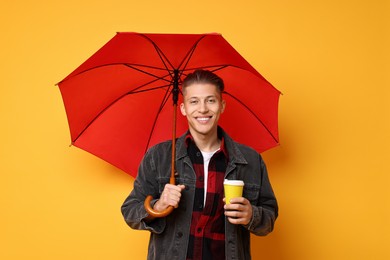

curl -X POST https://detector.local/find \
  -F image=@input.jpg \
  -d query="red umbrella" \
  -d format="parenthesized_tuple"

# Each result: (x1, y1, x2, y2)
(57, 32, 280, 216)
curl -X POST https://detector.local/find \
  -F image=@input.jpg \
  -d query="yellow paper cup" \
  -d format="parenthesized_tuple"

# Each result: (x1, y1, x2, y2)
(224, 179, 244, 204)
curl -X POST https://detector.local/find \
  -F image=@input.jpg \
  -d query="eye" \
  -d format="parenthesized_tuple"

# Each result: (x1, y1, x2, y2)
(207, 98, 216, 103)
(189, 99, 198, 104)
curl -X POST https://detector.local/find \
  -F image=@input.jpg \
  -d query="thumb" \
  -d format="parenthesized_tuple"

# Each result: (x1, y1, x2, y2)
(177, 184, 186, 190)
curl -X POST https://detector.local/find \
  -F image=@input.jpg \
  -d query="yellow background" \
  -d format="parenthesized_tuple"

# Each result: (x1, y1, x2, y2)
(1, 0, 389, 259)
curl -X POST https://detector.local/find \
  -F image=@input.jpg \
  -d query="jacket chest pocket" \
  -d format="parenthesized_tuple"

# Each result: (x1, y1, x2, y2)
(157, 176, 195, 194)
(243, 183, 260, 204)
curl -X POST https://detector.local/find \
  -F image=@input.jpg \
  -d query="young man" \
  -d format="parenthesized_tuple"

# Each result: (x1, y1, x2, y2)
(121, 70, 278, 260)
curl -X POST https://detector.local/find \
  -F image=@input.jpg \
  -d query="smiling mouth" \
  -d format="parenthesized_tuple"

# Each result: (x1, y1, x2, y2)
(196, 116, 212, 123)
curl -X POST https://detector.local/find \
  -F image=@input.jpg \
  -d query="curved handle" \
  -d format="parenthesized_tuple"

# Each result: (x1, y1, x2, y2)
(144, 195, 174, 218)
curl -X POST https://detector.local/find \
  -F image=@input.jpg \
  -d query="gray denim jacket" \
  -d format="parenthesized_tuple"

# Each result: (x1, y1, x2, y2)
(121, 129, 278, 260)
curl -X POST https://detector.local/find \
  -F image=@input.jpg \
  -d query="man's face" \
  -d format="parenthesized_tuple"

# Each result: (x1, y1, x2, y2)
(180, 83, 226, 139)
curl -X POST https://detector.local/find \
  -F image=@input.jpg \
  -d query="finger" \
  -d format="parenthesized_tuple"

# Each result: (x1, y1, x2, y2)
(225, 207, 251, 219)
(227, 216, 250, 225)
(224, 209, 245, 218)
(177, 184, 186, 190)
(166, 188, 184, 207)
(225, 211, 251, 225)
(227, 217, 241, 225)
(165, 184, 183, 192)
(165, 190, 182, 202)
(229, 197, 248, 204)
(161, 194, 180, 208)
(226, 211, 244, 222)
(224, 203, 244, 211)
(161, 188, 181, 201)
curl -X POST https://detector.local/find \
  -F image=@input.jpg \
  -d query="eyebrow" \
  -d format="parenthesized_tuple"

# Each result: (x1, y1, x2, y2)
(187, 95, 217, 99)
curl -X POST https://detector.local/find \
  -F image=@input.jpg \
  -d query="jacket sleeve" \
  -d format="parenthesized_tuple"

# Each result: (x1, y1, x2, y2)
(121, 146, 166, 234)
(246, 155, 278, 236)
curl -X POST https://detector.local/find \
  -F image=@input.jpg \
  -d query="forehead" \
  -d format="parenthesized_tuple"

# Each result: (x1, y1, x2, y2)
(182, 83, 221, 98)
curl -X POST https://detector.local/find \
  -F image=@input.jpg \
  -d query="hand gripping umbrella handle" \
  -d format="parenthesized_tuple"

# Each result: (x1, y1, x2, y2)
(144, 173, 176, 218)
(143, 141, 176, 218)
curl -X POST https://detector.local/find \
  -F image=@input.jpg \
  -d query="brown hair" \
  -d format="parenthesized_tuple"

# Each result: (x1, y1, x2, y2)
(182, 70, 224, 94)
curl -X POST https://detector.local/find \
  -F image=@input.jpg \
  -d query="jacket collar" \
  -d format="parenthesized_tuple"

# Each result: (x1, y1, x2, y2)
(176, 126, 248, 165)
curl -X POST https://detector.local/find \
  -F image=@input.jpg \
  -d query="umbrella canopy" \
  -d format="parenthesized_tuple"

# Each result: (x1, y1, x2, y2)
(58, 32, 280, 177)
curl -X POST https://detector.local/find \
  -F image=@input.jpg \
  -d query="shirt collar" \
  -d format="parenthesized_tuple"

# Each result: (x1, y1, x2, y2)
(184, 129, 229, 159)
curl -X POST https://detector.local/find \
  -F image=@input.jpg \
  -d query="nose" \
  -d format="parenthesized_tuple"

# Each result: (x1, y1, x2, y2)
(199, 101, 209, 113)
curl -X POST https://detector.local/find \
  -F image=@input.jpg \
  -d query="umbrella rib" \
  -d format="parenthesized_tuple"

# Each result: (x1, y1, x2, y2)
(223, 91, 279, 143)
(130, 84, 171, 94)
(181, 65, 281, 95)
(125, 76, 171, 94)
(124, 64, 171, 84)
(177, 35, 208, 78)
(138, 34, 175, 73)
(71, 84, 172, 144)
(176, 65, 228, 79)
(57, 63, 171, 85)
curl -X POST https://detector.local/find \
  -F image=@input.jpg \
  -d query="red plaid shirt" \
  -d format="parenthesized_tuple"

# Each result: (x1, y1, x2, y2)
(185, 133, 228, 260)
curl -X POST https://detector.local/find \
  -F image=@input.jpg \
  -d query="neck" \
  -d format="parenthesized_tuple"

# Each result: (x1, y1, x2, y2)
(190, 130, 220, 152)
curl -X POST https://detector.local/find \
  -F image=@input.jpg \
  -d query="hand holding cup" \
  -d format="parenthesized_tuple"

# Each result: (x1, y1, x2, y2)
(223, 179, 252, 225)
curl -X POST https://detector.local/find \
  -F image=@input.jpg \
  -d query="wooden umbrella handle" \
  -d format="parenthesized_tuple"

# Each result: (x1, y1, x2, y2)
(144, 195, 174, 218)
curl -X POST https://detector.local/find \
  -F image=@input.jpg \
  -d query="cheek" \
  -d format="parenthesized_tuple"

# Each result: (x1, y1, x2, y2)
(213, 105, 224, 114)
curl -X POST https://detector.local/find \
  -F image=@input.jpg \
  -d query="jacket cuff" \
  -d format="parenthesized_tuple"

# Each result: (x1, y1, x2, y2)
(141, 199, 166, 234)
(244, 205, 260, 231)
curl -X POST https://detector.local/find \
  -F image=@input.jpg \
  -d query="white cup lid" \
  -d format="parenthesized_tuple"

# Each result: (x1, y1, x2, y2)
(224, 179, 244, 186)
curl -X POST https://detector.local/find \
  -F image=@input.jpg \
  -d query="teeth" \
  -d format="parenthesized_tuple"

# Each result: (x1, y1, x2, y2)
(197, 117, 210, 122)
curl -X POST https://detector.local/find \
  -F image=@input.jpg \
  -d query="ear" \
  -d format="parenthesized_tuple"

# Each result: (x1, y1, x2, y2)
(180, 103, 186, 116)
(221, 99, 226, 113)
